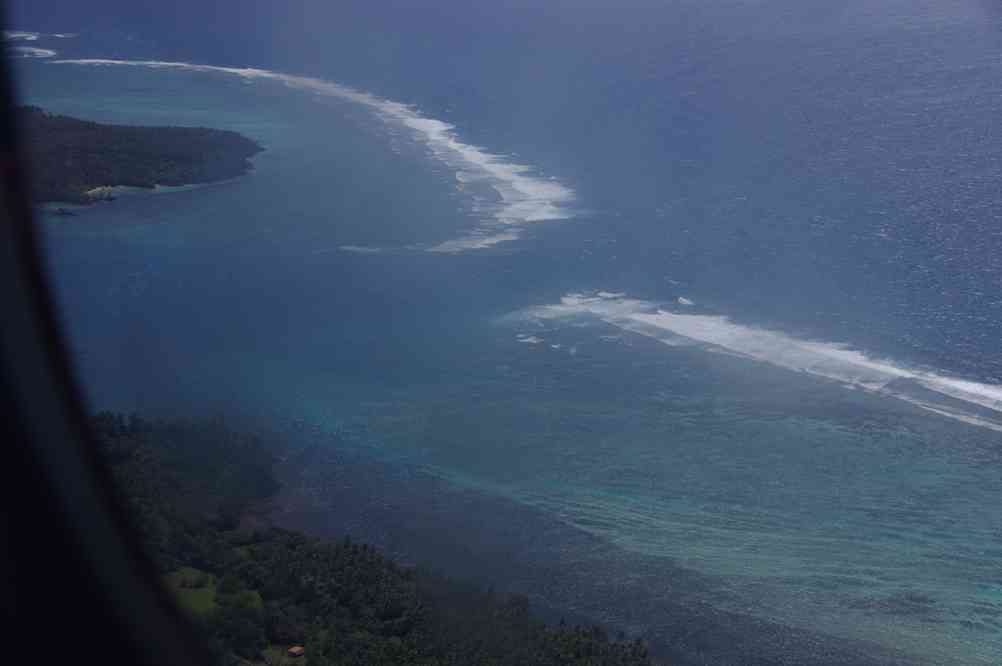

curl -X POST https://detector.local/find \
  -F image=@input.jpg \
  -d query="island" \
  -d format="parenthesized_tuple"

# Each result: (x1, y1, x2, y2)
(93, 414, 655, 665)
(18, 105, 263, 204)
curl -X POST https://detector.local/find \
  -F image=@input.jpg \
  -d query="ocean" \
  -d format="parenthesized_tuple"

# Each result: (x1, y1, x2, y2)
(10, 1, 1002, 662)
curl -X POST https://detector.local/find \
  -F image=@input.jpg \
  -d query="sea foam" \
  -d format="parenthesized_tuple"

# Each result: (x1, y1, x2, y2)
(12, 46, 57, 58)
(4, 30, 40, 41)
(51, 58, 575, 252)
(4, 30, 75, 42)
(522, 291, 1002, 432)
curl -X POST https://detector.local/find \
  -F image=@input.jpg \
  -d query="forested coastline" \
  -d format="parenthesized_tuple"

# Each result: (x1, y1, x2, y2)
(20, 106, 262, 204)
(93, 414, 655, 666)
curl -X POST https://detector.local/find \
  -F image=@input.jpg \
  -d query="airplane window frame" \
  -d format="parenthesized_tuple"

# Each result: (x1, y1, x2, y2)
(0, 17, 214, 665)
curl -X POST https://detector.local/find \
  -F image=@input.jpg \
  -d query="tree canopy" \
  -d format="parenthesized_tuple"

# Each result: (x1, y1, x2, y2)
(94, 414, 657, 666)
(20, 106, 262, 203)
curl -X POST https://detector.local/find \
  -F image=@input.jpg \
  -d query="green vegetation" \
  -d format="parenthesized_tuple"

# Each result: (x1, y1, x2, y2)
(261, 645, 306, 666)
(166, 567, 219, 616)
(19, 106, 263, 204)
(94, 413, 656, 666)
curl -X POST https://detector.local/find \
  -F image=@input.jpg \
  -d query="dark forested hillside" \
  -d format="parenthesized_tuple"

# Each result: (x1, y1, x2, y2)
(93, 414, 655, 666)
(19, 106, 262, 203)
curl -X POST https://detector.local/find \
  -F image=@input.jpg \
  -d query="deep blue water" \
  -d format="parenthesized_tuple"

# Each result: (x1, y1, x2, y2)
(10, 1, 1002, 662)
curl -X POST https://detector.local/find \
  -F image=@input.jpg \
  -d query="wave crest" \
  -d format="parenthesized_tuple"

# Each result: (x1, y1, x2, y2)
(51, 58, 575, 253)
(522, 291, 1002, 431)
(12, 46, 57, 58)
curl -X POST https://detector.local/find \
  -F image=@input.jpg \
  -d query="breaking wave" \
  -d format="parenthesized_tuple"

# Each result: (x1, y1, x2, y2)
(4, 30, 40, 41)
(4, 30, 75, 41)
(337, 245, 387, 255)
(11, 46, 57, 58)
(522, 291, 1002, 432)
(50, 58, 575, 253)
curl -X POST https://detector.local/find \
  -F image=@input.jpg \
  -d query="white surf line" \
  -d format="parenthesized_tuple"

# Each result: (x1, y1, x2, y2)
(522, 291, 1002, 432)
(11, 46, 57, 58)
(4, 31, 76, 41)
(337, 245, 386, 255)
(51, 58, 575, 253)
(4, 30, 40, 41)
(5, 31, 55, 58)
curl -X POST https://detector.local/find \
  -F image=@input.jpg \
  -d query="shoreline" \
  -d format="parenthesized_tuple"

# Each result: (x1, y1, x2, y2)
(265, 443, 916, 666)
(21, 104, 263, 209)
(36, 171, 253, 214)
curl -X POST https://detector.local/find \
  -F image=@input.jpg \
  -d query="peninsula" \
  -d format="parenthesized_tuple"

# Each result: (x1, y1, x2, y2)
(19, 105, 263, 204)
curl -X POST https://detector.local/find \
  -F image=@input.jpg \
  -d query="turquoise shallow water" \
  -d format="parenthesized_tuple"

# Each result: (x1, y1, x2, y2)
(16, 26, 1002, 664)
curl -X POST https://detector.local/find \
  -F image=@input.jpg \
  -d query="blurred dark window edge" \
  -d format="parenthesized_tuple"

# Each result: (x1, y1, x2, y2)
(0, 6, 213, 664)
